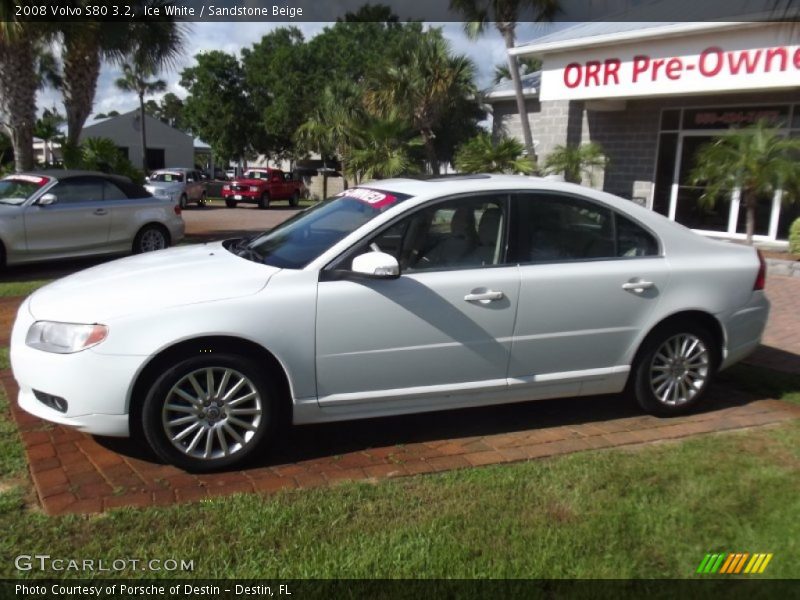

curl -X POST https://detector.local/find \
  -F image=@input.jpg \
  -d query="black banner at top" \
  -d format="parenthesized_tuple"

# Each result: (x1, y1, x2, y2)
(10, 0, 800, 23)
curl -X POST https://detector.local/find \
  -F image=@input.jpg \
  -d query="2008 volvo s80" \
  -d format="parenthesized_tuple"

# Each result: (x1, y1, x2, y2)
(10, 176, 769, 471)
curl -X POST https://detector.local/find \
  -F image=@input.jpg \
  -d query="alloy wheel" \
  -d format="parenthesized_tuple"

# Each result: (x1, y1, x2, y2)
(649, 333, 710, 406)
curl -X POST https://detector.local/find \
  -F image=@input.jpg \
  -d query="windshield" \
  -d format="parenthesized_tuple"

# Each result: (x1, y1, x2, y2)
(244, 170, 269, 180)
(0, 176, 50, 205)
(227, 188, 412, 269)
(150, 172, 185, 183)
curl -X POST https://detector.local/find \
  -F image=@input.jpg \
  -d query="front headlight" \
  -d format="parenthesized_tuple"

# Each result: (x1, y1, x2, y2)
(26, 321, 109, 354)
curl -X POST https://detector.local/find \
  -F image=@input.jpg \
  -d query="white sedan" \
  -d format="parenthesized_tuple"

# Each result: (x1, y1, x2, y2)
(10, 175, 769, 471)
(0, 170, 184, 266)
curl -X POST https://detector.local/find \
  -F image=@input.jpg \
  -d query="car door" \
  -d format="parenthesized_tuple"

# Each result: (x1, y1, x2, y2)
(103, 178, 142, 248)
(509, 192, 670, 393)
(315, 193, 520, 407)
(188, 170, 203, 201)
(23, 176, 111, 257)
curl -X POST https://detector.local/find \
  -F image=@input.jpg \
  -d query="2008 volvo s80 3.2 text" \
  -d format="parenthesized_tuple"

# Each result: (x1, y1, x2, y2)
(10, 175, 769, 471)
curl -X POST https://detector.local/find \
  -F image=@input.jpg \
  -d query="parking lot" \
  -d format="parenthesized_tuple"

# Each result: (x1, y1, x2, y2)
(1, 205, 799, 515)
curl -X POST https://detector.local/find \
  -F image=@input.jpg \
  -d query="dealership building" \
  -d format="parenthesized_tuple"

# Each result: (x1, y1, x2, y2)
(486, 21, 800, 243)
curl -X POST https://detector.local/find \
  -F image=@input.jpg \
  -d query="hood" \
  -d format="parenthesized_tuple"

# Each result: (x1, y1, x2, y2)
(232, 178, 268, 186)
(29, 242, 280, 322)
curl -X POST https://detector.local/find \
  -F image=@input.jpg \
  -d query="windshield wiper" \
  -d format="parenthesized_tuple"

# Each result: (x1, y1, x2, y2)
(231, 237, 264, 263)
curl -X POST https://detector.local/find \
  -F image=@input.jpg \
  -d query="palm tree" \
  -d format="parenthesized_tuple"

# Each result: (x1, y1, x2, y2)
(689, 120, 800, 245)
(493, 56, 541, 84)
(295, 83, 363, 194)
(543, 142, 608, 185)
(451, 0, 560, 161)
(58, 1, 185, 163)
(347, 112, 423, 182)
(455, 132, 535, 174)
(0, 10, 50, 171)
(365, 30, 476, 175)
(115, 62, 167, 172)
(34, 108, 65, 166)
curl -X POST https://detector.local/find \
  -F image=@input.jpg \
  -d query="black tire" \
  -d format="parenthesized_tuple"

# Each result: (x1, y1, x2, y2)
(133, 224, 169, 254)
(199, 191, 207, 207)
(141, 353, 275, 472)
(258, 192, 270, 210)
(179, 194, 188, 210)
(290, 190, 300, 207)
(225, 198, 237, 208)
(630, 322, 718, 416)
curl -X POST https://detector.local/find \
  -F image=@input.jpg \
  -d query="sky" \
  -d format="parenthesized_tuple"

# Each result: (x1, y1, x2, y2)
(36, 21, 558, 121)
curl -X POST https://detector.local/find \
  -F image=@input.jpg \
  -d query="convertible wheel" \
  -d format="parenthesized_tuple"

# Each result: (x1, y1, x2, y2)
(258, 192, 270, 210)
(631, 324, 717, 416)
(142, 354, 274, 472)
(133, 225, 168, 254)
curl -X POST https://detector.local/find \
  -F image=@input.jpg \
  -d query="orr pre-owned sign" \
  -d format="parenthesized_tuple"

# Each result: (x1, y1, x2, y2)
(538, 24, 800, 101)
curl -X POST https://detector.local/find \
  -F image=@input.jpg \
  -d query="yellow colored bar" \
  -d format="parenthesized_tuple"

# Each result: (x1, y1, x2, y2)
(750, 554, 766, 573)
(734, 553, 750, 573)
(720, 554, 736, 574)
(744, 554, 760, 573)
(758, 554, 773, 573)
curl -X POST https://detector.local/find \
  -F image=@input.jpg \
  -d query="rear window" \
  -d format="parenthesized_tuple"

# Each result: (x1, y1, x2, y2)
(151, 172, 185, 183)
(245, 170, 269, 180)
(0, 175, 51, 206)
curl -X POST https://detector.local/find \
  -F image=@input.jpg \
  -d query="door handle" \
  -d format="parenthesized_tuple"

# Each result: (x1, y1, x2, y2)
(622, 280, 655, 293)
(93, 209, 108, 216)
(464, 290, 504, 303)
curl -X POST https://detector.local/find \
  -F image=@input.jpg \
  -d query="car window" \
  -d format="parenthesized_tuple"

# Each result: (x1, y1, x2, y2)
(516, 193, 658, 262)
(50, 178, 105, 204)
(103, 181, 128, 200)
(151, 171, 185, 183)
(245, 170, 268, 180)
(240, 187, 413, 269)
(0, 176, 50, 205)
(356, 195, 509, 272)
(616, 213, 659, 257)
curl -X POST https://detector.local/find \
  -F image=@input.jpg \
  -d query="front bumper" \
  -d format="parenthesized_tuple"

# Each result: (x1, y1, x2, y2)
(222, 190, 259, 201)
(10, 299, 144, 437)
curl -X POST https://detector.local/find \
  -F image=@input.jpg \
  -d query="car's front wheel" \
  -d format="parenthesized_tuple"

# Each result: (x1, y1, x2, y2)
(133, 225, 169, 254)
(258, 192, 270, 210)
(290, 190, 300, 207)
(141, 354, 274, 472)
(631, 323, 717, 416)
(225, 198, 237, 208)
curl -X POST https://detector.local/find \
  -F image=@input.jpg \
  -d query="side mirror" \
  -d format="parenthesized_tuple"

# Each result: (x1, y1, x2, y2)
(187, 177, 194, 183)
(351, 251, 400, 278)
(37, 193, 57, 206)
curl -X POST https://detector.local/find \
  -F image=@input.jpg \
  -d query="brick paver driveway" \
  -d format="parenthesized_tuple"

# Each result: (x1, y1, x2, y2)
(2, 207, 799, 515)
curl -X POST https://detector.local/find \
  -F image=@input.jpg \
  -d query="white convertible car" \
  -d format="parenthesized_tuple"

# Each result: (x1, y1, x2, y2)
(11, 175, 769, 471)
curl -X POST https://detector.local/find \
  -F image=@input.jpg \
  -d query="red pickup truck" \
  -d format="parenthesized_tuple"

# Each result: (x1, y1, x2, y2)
(221, 168, 305, 209)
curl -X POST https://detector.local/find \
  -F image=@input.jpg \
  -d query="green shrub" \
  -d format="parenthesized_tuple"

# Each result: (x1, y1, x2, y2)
(75, 136, 145, 184)
(790, 217, 800, 255)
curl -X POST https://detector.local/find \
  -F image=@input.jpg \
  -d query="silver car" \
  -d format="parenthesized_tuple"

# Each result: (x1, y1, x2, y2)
(0, 170, 185, 267)
(10, 175, 768, 471)
(145, 168, 208, 209)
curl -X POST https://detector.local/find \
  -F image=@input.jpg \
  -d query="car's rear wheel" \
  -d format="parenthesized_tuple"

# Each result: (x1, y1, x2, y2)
(290, 190, 300, 207)
(225, 199, 237, 208)
(199, 191, 207, 207)
(141, 354, 274, 472)
(179, 194, 188, 209)
(258, 192, 270, 210)
(133, 225, 169, 254)
(631, 323, 717, 416)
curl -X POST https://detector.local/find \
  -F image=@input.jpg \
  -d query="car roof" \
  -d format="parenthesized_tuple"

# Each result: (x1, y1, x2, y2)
(18, 169, 132, 183)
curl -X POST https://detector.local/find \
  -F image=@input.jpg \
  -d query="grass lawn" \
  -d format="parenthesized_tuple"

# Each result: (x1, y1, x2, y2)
(1, 357, 799, 579)
(0, 280, 51, 298)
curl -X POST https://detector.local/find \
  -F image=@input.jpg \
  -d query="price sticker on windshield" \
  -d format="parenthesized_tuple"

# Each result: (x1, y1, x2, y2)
(5, 174, 49, 186)
(339, 188, 397, 209)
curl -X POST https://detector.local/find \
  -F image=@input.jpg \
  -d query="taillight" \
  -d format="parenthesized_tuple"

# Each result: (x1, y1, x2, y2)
(174, 204, 182, 216)
(754, 249, 766, 290)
